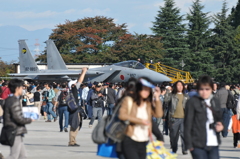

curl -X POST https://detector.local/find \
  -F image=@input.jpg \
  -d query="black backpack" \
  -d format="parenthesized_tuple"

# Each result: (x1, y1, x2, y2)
(59, 91, 68, 106)
(226, 90, 236, 109)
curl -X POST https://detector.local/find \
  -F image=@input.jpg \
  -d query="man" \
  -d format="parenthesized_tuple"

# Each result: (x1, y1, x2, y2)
(44, 83, 57, 122)
(215, 82, 232, 137)
(104, 83, 117, 116)
(2, 79, 34, 159)
(0, 82, 11, 100)
(166, 81, 189, 154)
(68, 68, 87, 146)
(34, 86, 42, 116)
(82, 83, 89, 115)
(89, 83, 105, 128)
(86, 83, 95, 119)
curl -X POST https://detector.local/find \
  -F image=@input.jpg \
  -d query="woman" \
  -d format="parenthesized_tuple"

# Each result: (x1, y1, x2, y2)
(184, 75, 224, 159)
(166, 81, 189, 154)
(24, 87, 34, 107)
(119, 78, 163, 159)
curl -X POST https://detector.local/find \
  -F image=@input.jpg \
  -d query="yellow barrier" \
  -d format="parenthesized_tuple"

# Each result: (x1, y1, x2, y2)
(145, 63, 194, 84)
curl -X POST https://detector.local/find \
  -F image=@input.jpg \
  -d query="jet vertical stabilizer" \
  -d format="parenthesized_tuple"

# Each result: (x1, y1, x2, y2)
(19, 40, 39, 73)
(46, 40, 68, 70)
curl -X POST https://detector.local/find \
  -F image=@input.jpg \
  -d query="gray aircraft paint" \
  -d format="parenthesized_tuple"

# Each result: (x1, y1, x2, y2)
(10, 40, 172, 83)
(46, 39, 68, 70)
(19, 40, 39, 73)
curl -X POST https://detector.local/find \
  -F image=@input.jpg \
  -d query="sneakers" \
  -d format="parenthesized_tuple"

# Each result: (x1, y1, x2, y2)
(64, 128, 68, 132)
(45, 120, 51, 122)
(89, 125, 92, 128)
(54, 118, 57, 122)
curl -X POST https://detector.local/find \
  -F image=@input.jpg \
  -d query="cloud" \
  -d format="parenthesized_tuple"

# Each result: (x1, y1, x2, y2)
(19, 23, 56, 31)
(0, 8, 110, 20)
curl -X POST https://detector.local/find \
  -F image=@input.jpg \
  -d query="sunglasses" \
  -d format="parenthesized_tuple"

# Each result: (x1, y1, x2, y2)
(199, 88, 211, 91)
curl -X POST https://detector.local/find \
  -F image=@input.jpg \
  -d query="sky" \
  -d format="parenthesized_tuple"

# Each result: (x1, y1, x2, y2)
(0, 0, 238, 62)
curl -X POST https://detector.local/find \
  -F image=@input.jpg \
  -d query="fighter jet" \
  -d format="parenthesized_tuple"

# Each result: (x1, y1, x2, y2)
(9, 40, 172, 83)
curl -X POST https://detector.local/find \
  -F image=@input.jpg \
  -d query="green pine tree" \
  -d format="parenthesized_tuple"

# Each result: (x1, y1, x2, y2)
(229, 0, 240, 29)
(185, 0, 214, 78)
(211, 0, 240, 83)
(151, 0, 188, 69)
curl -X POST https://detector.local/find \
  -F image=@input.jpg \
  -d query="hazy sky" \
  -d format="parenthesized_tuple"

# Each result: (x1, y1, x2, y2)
(0, 0, 238, 62)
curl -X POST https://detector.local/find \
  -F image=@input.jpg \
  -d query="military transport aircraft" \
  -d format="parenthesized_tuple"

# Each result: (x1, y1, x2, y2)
(9, 40, 171, 83)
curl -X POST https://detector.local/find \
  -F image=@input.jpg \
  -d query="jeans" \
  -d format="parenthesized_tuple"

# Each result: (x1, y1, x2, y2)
(169, 118, 186, 153)
(107, 103, 115, 116)
(88, 105, 93, 118)
(46, 102, 57, 120)
(122, 136, 147, 159)
(58, 106, 69, 131)
(163, 119, 169, 135)
(89, 107, 102, 125)
(221, 108, 231, 137)
(190, 146, 219, 159)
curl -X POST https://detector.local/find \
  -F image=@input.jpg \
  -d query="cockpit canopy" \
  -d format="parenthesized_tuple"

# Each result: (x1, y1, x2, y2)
(113, 60, 145, 69)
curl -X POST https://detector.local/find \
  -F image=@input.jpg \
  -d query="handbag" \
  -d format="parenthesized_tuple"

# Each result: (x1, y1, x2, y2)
(97, 141, 118, 158)
(105, 96, 133, 143)
(92, 116, 109, 144)
(0, 126, 17, 146)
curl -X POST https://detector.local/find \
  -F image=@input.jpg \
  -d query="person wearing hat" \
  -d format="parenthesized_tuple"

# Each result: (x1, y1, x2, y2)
(68, 68, 87, 146)
(89, 83, 105, 128)
(119, 77, 163, 159)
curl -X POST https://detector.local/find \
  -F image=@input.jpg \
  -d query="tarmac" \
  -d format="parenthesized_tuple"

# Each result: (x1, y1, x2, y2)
(0, 118, 240, 159)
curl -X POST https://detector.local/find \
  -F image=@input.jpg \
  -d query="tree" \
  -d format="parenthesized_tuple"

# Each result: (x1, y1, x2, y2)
(0, 58, 15, 77)
(185, 0, 214, 78)
(229, 0, 240, 29)
(151, 0, 188, 69)
(211, 0, 240, 83)
(38, 16, 128, 63)
(111, 34, 165, 63)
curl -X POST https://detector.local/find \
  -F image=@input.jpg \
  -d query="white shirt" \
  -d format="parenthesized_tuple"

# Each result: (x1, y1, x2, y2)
(131, 103, 149, 142)
(82, 87, 89, 100)
(205, 98, 218, 146)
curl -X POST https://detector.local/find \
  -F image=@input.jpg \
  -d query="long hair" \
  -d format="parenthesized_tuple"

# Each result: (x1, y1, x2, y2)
(134, 77, 153, 106)
(172, 81, 185, 94)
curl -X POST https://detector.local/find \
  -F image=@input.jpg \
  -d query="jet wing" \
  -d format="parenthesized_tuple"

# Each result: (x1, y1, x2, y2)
(9, 70, 104, 77)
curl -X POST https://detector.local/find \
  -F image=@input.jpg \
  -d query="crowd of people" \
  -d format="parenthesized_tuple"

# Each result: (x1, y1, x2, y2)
(0, 68, 240, 159)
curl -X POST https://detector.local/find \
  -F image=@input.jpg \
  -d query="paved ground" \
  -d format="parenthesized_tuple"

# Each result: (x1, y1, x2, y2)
(0, 118, 240, 159)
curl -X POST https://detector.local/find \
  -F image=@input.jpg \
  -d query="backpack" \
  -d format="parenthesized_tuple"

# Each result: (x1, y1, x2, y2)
(226, 90, 236, 109)
(105, 96, 133, 143)
(66, 92, 78, 112)
(59, 91, 69, 106)
(232, 90, 240, 109)
(92, 116, 109, 144)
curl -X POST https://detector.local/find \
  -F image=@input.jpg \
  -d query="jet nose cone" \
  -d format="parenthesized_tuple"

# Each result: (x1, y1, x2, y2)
(147, 70, 172, 83)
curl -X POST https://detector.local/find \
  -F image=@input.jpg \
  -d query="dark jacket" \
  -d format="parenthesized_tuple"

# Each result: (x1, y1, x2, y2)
(166, 93, 189, 118)
(104, 87, 117, 104)
(69, 107, 82, 131)
(184, 96, 222, 149)
(3, 96, 32, 135)
(91, 90, 105, 108)
(87, 88, 94, 105)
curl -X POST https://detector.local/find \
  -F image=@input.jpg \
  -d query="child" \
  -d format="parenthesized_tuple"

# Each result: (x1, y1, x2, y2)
(228, 110, 240, 148)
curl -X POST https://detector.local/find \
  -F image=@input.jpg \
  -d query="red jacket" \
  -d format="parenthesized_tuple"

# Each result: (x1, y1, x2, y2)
(0, 86, 11, 99)
(232, 115, 240, 134)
